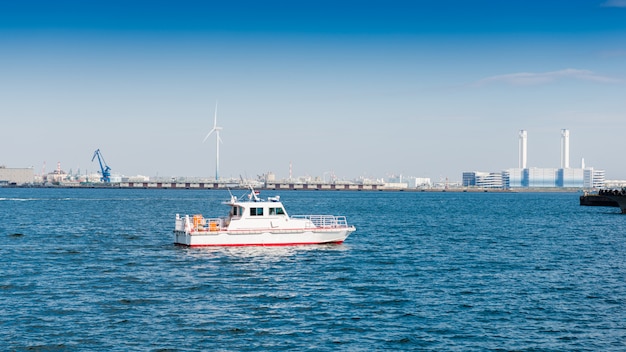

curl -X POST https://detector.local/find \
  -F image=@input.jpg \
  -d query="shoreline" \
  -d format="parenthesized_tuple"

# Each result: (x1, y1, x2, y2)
(2, 183, 587, 193)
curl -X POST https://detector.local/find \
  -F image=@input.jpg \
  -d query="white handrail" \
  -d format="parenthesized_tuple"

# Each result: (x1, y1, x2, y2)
(290, 215, 350, 228)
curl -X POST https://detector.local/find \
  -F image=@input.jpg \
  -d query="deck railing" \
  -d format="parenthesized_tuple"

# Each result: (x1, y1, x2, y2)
(176, 214, 352, 233)
(291, 215, 350, 228)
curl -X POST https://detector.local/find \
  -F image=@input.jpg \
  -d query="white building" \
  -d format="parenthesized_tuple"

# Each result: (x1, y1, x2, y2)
(463, 172, 504, 188)
(0, 166, 35, 185)
(584, 168, 605, 189)
(410, 177, 432, 188)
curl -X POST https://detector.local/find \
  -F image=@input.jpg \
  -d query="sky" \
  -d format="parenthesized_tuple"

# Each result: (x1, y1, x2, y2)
(1, 0, 626, 181)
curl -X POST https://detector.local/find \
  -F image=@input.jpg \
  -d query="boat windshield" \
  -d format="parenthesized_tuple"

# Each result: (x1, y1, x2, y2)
(231, 206, 243, 216)
(269, 207, 285, 215)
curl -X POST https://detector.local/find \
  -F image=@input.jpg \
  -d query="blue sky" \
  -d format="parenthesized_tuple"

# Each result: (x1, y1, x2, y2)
(1, 0, 625, 181)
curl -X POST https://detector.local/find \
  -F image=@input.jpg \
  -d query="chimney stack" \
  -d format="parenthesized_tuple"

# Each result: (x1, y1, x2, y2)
(519, 130, 527, 169)
(561, 129, 570, 169)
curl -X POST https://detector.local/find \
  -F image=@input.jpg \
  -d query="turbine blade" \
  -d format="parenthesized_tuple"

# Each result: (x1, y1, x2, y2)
(202, 128, 216, 143)
(213, 101, 218, 128)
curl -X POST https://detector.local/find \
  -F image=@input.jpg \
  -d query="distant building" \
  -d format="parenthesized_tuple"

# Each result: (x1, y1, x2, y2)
(502, 167, 604, 189)
(558, 168, 583, 187)
(604, 179, 626, 188)
(122, 175, 150, 183)
(583, 168, 606, 189)
(463, 172, 504, 188)
(381, 175, 407, 189)
(410, 177, 432, 188)
(0, 166, 35, 185)
(465, 167, 605, 189)
(464, 129, 606, 190)
(265, 172, 276, 182)
(527, 168, 558, 188)
(383, 182, 409, 189)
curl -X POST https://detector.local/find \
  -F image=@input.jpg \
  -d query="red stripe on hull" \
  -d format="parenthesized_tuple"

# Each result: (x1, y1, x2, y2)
(176, 241, 344, 247)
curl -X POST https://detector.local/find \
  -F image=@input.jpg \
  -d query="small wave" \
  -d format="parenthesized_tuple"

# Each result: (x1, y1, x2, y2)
(16, 344, 68, 351)
(0, 197, 124, 202)
(118, 298, 161, 305)
(0, 198, 38, 201)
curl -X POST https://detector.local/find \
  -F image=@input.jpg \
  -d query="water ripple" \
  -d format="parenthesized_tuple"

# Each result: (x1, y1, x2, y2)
(1, 189, 625, 350)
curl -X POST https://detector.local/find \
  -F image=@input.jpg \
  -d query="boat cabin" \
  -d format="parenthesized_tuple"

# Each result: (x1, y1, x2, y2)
(229, 202, 287, 218)
(224, 196, 291, 230)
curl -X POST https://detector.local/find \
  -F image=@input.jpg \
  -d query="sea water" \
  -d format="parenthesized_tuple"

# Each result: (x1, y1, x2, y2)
(1, 188, 625, 351)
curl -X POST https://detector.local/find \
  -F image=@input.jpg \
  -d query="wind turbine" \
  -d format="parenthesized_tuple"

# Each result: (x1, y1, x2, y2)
(203, 101, 222, 181)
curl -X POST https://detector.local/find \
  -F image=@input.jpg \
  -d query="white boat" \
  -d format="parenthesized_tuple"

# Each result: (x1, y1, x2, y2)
(173, 188, 356, 246)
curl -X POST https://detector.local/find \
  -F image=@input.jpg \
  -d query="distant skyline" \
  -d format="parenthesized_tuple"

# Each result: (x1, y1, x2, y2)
(1, 1, 625, 181)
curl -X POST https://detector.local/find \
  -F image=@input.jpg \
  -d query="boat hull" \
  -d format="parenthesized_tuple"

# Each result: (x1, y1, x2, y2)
(173, 227, 355, 247)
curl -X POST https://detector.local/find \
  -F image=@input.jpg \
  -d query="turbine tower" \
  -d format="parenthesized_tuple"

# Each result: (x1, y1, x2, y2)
(519, 129, 527, 169)
(560, 129, 570, 169)
(203, 102, 222, 181)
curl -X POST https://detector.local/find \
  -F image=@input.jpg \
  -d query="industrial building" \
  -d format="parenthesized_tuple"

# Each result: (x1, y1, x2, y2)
(0, 166, 35, 185)
(463, 129, 605, 189)
(383, 175, 432, 189)
(462, 172, 504, 188)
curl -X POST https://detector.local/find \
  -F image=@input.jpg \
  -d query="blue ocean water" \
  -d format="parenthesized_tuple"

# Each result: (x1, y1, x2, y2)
(1, 188, 625, 351)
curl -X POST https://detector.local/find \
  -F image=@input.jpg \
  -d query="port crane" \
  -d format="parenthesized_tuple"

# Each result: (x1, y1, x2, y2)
(91, 149, 111, 183)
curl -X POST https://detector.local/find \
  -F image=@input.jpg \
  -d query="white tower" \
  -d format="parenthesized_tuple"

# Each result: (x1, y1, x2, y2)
(519, 130, 527, 169)
(561, 129, 570, 169)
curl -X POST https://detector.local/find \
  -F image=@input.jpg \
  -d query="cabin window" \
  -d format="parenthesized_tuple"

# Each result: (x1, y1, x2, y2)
(269, 207, 285, 215)
(250, 207, 264, 216)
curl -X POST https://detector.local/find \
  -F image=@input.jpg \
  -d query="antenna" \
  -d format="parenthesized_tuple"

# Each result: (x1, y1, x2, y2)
(203, 101, 222, 181)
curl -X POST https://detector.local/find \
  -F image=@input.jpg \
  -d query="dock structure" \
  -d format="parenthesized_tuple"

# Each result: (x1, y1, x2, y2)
(77, 181, 385, 190)
(597, 189, 626, 214)
(264, 181, 381, 191)
(580, 189, 626, 213)
(580, 193, 619, 207)
(119, 182, 222, 189)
